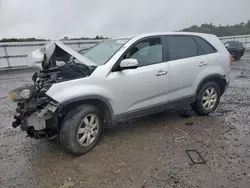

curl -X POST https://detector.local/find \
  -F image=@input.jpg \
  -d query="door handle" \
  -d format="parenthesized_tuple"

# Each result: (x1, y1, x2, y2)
(156, 70, 168, 76)
(199, 62, 207, 67)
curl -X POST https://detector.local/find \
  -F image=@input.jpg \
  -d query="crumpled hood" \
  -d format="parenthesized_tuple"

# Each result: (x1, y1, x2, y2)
(27, 41, 96, 70)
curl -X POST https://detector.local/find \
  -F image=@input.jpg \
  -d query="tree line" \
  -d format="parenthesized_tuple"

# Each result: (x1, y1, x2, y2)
(0, 38, 48, 42)
(61, 35, 108, 41)
(0, 35, 107, 43)
(1, 21, 250, 42)
(181, 20, 250, 37)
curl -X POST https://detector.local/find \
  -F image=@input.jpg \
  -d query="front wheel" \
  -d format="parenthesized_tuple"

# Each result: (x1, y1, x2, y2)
(60, 104, 103, 155)
(192, 81, 221, 116)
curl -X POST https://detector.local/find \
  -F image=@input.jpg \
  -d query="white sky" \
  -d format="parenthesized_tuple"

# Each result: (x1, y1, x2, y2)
(0, 0, 249, 39)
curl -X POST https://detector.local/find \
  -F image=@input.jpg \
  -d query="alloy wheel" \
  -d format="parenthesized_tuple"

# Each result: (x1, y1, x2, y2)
(202, 87, 218, 110)
(77, 114, 100, 147)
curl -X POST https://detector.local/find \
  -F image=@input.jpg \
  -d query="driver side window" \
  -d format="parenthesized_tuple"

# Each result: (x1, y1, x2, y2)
(123, 37, 163, 67)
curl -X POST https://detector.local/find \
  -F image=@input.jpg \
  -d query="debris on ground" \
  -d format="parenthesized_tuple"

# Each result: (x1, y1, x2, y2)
(185, 149, 206, 164)
(185, 122, 194, 126)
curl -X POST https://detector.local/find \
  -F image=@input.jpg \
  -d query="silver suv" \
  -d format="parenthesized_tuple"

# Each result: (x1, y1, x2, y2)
(10, 32, 231, 155)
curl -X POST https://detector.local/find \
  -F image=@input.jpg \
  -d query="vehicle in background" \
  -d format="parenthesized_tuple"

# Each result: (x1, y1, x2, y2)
(9, 32, 231, 155)
(224, 40, 245, 60)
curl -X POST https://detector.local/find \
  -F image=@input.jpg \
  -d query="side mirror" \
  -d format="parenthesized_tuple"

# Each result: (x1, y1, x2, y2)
(120, 58, 139, 70)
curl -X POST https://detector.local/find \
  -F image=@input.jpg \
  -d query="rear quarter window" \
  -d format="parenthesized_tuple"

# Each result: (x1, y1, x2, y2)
(193, 36, 217, 55)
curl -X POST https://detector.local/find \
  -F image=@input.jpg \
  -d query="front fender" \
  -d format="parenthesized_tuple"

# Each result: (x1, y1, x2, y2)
(46, 79, 115, 107)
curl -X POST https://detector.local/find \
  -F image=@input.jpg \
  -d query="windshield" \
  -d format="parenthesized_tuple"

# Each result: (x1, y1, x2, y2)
(82, 38, 129, 66)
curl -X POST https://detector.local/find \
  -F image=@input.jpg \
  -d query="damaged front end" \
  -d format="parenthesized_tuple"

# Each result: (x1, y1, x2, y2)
(10, 41, 96, 139)
(12, 95, 59, 138)
(9, 81, 59, 138)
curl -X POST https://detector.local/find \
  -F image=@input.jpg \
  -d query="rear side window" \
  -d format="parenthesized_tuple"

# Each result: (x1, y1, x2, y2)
(193, 36, 217, 55)
(166, 36, 198, 61)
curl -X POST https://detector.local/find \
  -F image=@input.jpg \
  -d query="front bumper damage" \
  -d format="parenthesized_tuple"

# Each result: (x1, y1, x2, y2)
(13, 101, 59, 138)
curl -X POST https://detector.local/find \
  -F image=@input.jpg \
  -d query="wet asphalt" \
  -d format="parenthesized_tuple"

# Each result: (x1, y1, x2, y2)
(0, 53, 250, 188)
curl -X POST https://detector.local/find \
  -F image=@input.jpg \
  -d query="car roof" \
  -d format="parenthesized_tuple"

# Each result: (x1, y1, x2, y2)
(112, 32, 216, 40)
(137, 32, 215, 38)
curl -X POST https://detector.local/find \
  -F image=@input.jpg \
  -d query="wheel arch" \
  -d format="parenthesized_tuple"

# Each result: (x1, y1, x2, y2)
(194, 74, 227, 100)
(58, 95, 114, 128)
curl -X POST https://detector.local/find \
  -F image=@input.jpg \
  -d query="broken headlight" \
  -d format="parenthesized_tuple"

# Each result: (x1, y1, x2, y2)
(9, 85, 36, 102)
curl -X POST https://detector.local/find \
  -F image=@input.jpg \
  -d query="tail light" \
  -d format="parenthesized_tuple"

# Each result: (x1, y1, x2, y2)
(229, 53, 232, 66)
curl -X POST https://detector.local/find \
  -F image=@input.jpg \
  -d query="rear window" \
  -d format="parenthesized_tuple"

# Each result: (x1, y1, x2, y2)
(227, 41, 243, 47)
(230, 41, 237, 47)
(236, 41, 244, 47)
(193, 36, 217, 55)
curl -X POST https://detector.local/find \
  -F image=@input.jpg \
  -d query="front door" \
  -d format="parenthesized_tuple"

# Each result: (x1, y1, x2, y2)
(106, 36, 170, 116)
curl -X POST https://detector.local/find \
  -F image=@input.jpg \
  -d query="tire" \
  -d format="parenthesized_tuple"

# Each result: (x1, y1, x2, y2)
(60, 104, 103, 155)
(192, 81, 221, 116)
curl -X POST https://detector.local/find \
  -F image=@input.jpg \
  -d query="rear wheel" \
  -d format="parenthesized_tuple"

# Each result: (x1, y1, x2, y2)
(60, 104, 102, 155)
(192, 81, 221, 116)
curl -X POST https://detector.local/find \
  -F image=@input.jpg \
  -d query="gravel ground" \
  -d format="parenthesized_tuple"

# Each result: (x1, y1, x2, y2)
(0, 53, 250, 188)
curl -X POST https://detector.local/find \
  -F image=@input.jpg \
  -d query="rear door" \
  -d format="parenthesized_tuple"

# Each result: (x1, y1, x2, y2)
(164, 35, 215, 101)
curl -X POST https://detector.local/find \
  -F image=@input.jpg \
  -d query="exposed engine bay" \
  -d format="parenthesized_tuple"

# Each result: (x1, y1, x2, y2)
(10, 41, 96, 138)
